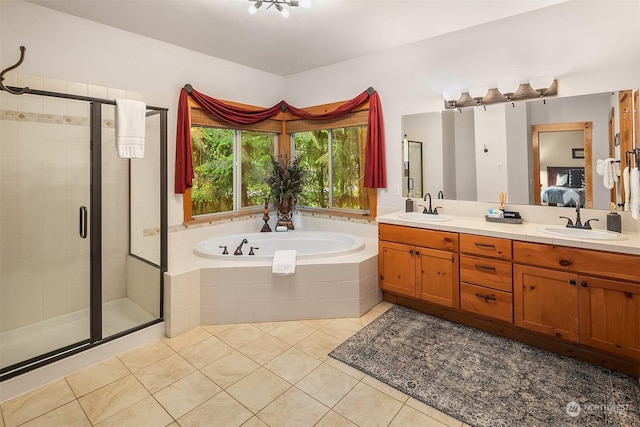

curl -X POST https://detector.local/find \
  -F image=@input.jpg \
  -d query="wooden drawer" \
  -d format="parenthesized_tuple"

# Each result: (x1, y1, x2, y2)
(460, 283, 513, 323)
(379, 224, 458, 252)
(459, 234, 512, 259)
(513, 241, 640, 283)
(460, 255, 513, 292)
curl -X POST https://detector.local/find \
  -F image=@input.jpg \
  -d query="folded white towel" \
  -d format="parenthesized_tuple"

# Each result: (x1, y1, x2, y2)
(596, 159, 605, 176)
(272, 250, 297, 275)
(623, 166, 630, 211)
(631, 167, 640, 220)
(115, 98, 146, 158)
(597, 158, 617, 190)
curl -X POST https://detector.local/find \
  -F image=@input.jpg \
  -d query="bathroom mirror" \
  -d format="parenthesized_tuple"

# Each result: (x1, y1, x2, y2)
(402, 137, 423, 197)
(401, 89, 637, 210)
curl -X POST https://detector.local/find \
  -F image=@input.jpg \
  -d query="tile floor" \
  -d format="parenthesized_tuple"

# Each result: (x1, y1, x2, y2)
(0, 302, 469, 427)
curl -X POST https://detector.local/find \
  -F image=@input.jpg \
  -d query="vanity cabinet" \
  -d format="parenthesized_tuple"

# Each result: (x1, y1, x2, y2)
(513, 241, 640, 359)
(378, 224, 459, 307)
(459, 235, 513, 323)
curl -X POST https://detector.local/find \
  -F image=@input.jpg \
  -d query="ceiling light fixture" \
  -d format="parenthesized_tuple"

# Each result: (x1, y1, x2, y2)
(248, 0, 311, 17)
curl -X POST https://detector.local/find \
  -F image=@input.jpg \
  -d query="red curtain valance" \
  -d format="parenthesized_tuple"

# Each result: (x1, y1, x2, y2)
(175, 85, 386, 193)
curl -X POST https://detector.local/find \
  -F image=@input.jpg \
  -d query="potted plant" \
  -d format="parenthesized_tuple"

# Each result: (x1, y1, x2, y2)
(268, 154, 305, 229)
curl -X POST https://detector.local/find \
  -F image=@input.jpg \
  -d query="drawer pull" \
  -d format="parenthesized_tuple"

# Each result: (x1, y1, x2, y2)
(444, 237, 453, 243)
(474, 242, 495, 249)
(559, 259, 572, 267)
(474, 292, 496, 302)
(474, 264, 496, 272)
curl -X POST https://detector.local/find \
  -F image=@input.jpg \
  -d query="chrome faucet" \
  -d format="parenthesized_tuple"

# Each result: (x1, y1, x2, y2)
(233, 238, 248, 255)
(559, 202, 598, 230)
(418, 193, 441, 215)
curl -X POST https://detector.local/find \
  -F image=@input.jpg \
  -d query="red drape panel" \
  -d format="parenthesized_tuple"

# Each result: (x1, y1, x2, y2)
(174, 86, 386, 193)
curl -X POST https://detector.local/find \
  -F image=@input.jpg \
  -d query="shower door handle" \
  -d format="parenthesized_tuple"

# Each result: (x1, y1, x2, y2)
(79, 206, 88, 239)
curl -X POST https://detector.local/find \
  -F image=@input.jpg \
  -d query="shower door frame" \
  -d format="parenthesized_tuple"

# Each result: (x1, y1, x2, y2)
(0, 86, 168, 381)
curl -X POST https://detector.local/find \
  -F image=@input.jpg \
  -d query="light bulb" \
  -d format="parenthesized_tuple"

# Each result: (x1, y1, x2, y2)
(469, 86, 489, 103)
(300, 0, 312, 8)
(276, 4, 290, 18)
(248, 1, 262, 15)
(529, 75, 554, 91)
(497, 81, 519, 98)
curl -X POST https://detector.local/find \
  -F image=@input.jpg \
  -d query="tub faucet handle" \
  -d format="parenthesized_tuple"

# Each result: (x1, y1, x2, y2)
(249, 246, 259, 256)
(218, 245, 228, 255)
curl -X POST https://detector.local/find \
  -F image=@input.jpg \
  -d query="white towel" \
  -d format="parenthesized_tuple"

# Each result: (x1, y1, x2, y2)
(596, 158, 618, 190)
(623, 166, 630, 211)
(115, 99, 146, 158)
(631, 167, 640, 220)
(272, 250, 297, 275)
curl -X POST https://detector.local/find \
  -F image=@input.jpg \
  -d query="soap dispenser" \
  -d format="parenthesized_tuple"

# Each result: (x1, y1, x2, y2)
(405, 193, 414, 212)
(606, 202, 622, 233)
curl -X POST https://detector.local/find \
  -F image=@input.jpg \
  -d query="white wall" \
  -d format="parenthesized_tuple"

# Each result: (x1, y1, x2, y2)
(283, 0, 640, 211)
(0, 0, 285, 227)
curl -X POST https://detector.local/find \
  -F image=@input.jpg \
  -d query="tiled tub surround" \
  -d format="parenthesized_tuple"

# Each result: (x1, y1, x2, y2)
(165, 215, 380, 337)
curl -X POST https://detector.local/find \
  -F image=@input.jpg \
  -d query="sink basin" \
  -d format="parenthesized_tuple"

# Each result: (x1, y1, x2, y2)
(538, 226, 627, 241)
(399, 212, 453, 222)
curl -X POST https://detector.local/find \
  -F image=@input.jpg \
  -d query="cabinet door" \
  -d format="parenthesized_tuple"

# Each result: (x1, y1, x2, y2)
(416, 248, 459, 308)
(379, 241, 415, 297)
(514, 265, 579, 342)
(579, 276, 640, 360)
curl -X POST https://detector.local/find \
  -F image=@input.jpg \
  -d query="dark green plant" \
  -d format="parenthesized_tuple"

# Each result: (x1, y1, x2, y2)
(268, 154, 305, 208)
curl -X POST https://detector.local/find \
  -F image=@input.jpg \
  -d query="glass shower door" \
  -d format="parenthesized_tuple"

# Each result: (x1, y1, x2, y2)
(0, 95, 92, 371)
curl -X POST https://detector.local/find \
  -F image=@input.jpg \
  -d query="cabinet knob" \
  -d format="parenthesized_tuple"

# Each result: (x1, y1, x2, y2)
(580, 282, 588, 288)
(569, 280, 576, 286)
(559, 259, 572, 267)
(414, 250, 420, 255)
(408, 249, 414, 254)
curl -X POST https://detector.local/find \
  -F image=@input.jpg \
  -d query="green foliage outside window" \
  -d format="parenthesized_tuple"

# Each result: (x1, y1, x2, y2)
(190, 127, 274, 216)
(294, 126, 368, 210)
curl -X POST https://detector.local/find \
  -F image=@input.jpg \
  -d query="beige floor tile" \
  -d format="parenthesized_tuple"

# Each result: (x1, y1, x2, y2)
(178, 391, 252, 427)
(389, 405, 449, 427)
(0, 408, 4, 427)
(162, 326, 211, 352)
(78, 375, 149, 425)
(216, 324, 264, 348)
(319, 318, 363, 341)
(200, 350, 260, 389)
(237, 333, 290, 365)
(1, 379, 76, 427)
(295, 363, 359, 407)
(118, 339, 175, 372)
(300, 318, 334, 330)
(268, 321, 316, 345)
(257, 387, 329, 427)
(178, 336, 234, 369)
(405, 397, 464, 427)
(241, 416, 269, 427)
(324, 357, 366, 380)
(153, 371, 221, 419)
(134, 353, 196, 394)
(251, 321, 285, 332)
(351, 308, 385, 326)
(295, 330, 342, 361)
(362, 375, 409, 403)
(19, 401, 90, 427)
(371, 301, 394, 314)
(264, 347, 321, 384)
(66, 357, 130, 397)
(333, 382, 403, 427)
(201, 323, 234, 335)
(226, 367, 291, 413)
(94, 396, 173, 427)
(315, 410, 358, 427)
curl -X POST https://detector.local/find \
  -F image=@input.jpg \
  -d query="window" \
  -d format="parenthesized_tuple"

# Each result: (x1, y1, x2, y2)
(294, 125, 370, 212)
(190, 126, 275, 216)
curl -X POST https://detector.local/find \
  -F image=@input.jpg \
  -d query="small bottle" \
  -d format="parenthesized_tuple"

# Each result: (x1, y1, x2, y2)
(606, 202, 622, 233)
(405, 193, 414, 212)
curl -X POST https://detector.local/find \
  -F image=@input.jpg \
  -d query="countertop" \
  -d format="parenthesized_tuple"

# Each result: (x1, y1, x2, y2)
(376, 211, 640, 256)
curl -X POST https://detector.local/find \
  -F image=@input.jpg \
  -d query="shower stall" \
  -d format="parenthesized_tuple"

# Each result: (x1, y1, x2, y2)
(0, 84, 167, 380)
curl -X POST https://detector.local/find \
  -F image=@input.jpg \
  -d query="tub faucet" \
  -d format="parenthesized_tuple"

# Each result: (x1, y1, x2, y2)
(559, 202, 599, 229)
(418, 193, 441, 214)
(234, 239, 248, 255)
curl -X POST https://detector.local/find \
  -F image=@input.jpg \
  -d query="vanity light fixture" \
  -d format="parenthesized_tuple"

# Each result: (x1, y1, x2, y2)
(442, 77, 558, 110)
(248, 0, 311, 17)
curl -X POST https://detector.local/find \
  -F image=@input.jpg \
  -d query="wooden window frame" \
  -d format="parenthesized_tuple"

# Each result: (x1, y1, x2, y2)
(183, 97, 377, 225)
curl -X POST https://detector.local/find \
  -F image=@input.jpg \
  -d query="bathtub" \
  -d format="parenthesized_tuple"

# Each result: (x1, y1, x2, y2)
(194, 231, 365, 260)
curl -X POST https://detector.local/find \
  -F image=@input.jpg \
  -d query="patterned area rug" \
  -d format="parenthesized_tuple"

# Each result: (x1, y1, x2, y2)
(329, 305, 640, 427)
